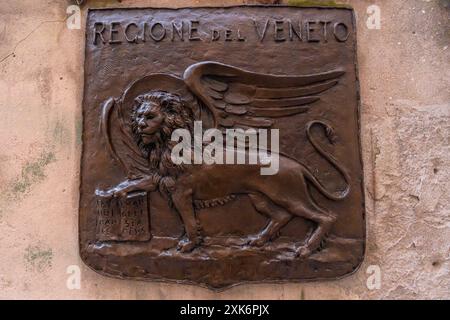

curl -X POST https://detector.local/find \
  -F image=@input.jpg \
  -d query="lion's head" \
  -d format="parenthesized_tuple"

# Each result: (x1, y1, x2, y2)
(131, 90, 194, 178)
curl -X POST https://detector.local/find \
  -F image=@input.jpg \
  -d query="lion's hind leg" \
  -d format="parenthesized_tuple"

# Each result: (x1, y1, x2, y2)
(283, 200, 336, 258)
(247, 193, 292, 247)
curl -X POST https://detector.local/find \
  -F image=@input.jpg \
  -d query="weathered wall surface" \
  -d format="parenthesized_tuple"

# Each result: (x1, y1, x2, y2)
(0, 0, 448, 299)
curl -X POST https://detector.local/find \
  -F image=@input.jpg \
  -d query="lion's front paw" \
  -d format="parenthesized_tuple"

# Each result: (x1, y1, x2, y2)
(296, 246, 312, 259)
(112, 187, 130, 198)
(176, 238, 201, 253)
(246, 234, 269, 247)
(96, 187, 128, 199)
(99, 184, 134, 199)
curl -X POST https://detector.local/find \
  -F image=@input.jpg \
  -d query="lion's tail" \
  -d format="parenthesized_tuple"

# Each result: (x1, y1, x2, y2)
(303, 120, 351, 201)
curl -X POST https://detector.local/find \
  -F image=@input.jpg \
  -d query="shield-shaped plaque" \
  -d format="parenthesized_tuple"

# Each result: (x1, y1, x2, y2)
(79, 5, 365, 289)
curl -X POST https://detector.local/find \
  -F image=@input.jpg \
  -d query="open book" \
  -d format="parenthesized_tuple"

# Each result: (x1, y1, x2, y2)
(95, 191, 151, 241)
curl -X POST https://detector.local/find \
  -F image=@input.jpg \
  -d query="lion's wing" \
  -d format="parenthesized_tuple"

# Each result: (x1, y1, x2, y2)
(183, 61, 344, 131)
(101, 97, 152, 178)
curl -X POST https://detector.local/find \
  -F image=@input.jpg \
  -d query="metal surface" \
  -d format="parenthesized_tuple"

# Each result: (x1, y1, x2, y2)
(79, 5, 365, 289)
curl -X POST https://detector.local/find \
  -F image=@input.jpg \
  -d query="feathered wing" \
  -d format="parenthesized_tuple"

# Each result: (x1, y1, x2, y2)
(99, 63, 343, 174)
(183, 61, 345, 131)
(100, 97, 152, 179)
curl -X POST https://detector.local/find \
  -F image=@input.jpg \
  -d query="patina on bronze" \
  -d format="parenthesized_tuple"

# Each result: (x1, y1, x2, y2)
(79, 5, 365, 289)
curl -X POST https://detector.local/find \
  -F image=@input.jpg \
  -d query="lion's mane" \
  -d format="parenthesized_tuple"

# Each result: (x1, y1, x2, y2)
(131, 91, 194, 196)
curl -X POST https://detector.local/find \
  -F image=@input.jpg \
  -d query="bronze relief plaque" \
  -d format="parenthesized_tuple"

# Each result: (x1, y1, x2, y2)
(80, 6, 365, 289)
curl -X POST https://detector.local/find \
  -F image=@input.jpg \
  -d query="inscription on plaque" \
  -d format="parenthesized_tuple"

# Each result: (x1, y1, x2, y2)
(95, 192, 150, 241)
(79, 6, 365, 289)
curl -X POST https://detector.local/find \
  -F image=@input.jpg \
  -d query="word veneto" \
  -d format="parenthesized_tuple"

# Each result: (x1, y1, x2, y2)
(92, 19, 350, 45)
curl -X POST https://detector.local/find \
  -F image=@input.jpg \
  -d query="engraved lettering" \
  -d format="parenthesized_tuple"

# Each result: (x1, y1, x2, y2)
(95, 192, 150, 241)
(211, 29, 220, 41)
(288, 20, 303, 41)
(189, 20, 201, 41)
(171, 21, 184, 41)
(274, 20, 285, 42)
(225, 29, 233, 41)
(125, 22, 139, 43)
(140, 22, 148, 42)
(306, 21, 320, 42)
(321, 20, 331, 42)
(91, 19, 349, 45)
(253, 19, 270, 42)
(237, 29, 245, 41)
(93, 22, 106, 45)
(109, 22, 122, 44)
(150, 22, 166, 42)
(334, 22, 349, 42)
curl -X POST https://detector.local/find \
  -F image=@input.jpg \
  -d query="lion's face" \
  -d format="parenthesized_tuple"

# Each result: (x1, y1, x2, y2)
(134, 101, 165, 145)
(131, 91, 194, 170)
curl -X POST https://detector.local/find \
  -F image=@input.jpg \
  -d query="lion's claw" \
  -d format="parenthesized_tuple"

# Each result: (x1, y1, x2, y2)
(177, 238, 200, 253)
(246, 235, 269, 247)
(296, 246, 312, 259)
(113, 189, 129, 198)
